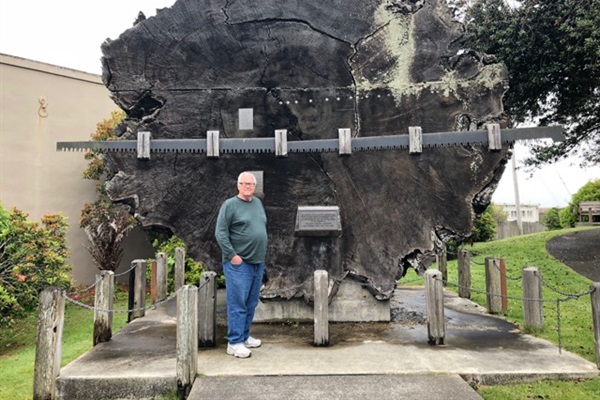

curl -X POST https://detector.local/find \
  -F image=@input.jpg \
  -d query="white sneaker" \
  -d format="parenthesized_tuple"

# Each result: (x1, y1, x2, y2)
(227, 343, 251, 358)
(244, 336, 262, 348)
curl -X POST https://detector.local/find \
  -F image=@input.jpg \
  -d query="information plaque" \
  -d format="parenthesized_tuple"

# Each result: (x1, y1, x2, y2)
(295, 206, 342, 236)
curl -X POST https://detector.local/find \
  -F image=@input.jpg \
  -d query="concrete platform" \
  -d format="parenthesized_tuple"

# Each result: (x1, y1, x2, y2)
(57, 286, 599, 399)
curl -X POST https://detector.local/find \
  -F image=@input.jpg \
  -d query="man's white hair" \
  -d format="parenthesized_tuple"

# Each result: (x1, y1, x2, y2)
(238, 171, 257, 183)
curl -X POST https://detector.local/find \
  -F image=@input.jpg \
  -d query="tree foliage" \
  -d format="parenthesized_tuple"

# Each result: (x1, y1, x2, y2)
(540, 179, 600, 229)
(0, 205, 72, 326)
(81, 110, 136, 271)
(563, 178, 600, 225)
(151, 236, 209, 291)
(461, 0, 600, 167)
(488, 203, 508, 224)
(541, 207, 562, 230)
(471, 206, 497, 242)
(83, 110, 126, 180)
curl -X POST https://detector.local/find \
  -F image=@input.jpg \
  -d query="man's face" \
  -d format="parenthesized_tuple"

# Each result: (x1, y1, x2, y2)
(237, 175, 256, 199)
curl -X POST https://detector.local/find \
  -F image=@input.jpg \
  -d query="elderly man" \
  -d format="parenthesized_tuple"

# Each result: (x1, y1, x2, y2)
(215, 171, 268, 358)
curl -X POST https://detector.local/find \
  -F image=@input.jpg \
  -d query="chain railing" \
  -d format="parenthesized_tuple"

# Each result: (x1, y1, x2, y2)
(54, 249, 600, 364)
(63, 271, 212, 314)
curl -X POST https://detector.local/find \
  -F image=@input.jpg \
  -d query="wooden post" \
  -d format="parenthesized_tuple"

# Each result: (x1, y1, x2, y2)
(137, 131, 151, 159)
(591, 282, 600, 369)
(131, 259, 147, 320)
(485, 257, 502, 314)
(425, 269, 445, 345)
(338, 128, 352, 155)
(176, 285, 198, 400)
(174, 247, 186, 292)
(499, 258, 508, 314)
(156, 252, 168, 301)
(33, 287, 65, 400)
(207, 130, 220, 158)
(151, 260, 157, 305)
(198, 271, 217, 347)
(436, 245, 447, 286)
(522, 266, 544, 331)
(458, 250, 471, 299)
(127, 264, 135, 323)
(94, 270, 114, 346)
(408, 126, 422, 154)
(275, 129, 288, 157)
(486, 123, 501, 151)
(314, 270, 329, 346)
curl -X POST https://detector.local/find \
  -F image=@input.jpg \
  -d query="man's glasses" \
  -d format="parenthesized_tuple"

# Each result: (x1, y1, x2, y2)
(238, 182, 256, 187)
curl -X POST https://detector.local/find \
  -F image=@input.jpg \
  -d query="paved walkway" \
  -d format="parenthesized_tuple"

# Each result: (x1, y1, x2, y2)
(57, 286, 599, 399)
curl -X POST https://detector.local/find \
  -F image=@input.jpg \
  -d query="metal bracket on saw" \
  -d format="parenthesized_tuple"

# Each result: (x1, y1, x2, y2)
(56, 124, 564, 160)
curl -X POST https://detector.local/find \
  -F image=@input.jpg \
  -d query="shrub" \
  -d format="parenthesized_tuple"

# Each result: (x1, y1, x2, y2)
(542, 207, 563, 230)
(471, 206, 497, 242)
(0, 204, 72, 326)
(81, 200, 135, 271)
(81, 110, 137, 271)
(151, 235, 207, 292)
(559, 206, 577, 228)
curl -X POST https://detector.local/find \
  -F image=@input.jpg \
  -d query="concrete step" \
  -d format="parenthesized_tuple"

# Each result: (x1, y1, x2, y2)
(188, 374, 483, 400)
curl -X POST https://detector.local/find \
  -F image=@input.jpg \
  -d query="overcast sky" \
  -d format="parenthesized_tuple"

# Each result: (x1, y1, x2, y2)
(1, 0, 598, 208)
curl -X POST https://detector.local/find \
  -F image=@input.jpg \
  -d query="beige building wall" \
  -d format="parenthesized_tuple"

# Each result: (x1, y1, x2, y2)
(0, 54, 153, 285)
(497, 203, 540, 223)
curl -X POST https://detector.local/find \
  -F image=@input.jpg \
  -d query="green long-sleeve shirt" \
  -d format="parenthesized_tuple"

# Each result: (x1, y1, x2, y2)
(215, 196, 268, 263)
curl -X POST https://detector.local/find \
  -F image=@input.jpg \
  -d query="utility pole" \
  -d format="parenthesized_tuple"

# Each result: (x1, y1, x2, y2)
(511, 147, 523, 235)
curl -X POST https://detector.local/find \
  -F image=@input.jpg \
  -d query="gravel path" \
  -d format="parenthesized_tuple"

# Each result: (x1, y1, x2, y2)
(546, 227, 600, 282)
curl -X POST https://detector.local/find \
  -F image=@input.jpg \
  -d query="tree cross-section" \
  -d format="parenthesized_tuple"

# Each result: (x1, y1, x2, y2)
(96, 0, 519, 301)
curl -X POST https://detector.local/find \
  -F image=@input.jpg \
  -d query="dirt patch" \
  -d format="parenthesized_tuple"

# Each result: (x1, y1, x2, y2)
(546, 227, 600, 282)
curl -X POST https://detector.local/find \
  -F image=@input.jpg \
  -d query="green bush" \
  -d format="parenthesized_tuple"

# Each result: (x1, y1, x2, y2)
(0, 204, 72, 326)
(471, 206, 497, 242)
(151, 236, 207, 291)
(568, 178, 600, 224)
(542, 207, 563, 230)
(559, 206, 577, 228)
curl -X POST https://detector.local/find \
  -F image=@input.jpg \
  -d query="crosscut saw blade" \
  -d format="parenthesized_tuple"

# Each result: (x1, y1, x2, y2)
(56, 126, 564, 154)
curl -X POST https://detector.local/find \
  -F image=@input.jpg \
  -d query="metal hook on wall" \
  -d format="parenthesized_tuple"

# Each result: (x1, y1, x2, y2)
(38, 96, 48, 118)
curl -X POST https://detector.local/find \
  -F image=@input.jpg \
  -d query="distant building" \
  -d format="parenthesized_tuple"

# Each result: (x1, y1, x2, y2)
(579, 201, 600, 223)
(497, 203, 540, 223)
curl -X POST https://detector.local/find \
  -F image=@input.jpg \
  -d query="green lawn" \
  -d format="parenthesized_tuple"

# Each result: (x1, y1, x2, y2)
(443, 227, 600, 399)
(0, 228, 599, 400)
(0, 290, 130, 400)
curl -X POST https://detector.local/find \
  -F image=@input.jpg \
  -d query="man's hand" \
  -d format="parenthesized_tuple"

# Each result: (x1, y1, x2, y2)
(231, 255, 243, 265)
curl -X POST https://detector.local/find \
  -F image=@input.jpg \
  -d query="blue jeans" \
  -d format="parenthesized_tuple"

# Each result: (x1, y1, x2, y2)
(223, 261, 264, 344)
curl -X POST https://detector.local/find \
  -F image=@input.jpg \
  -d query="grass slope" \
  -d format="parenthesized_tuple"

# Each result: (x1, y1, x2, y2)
(444, 227, 600, 399)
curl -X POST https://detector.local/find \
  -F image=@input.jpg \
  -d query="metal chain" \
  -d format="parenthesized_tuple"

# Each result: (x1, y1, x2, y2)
(540, 276, 595, 299)
(470, 258, 486, 266)
(63, 291, 177, 313)
(261, 272, 420, 297)
(114, 263, 138, 277)
(66, 277, 102, 296)
(442, 278, 583, 303)
(63, 278, 211, 314)
(66, 264, 138, 296)
(491, 258, 522, 281)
